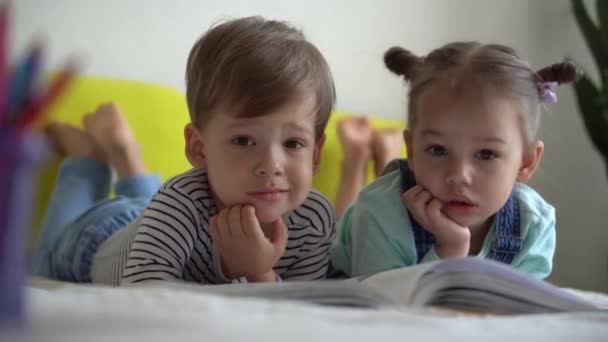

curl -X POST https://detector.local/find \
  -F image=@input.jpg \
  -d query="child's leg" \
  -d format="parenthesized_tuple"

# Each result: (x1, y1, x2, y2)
(31, 123, 110, 274)
(335, 116, 372, 218)
(83, 102, 162, 199)
(33, 103, 161, 282)
(47, 103, 160, 283)
(371, 128, 403, 177)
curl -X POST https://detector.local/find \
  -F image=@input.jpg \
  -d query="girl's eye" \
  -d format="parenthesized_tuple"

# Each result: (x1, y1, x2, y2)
(284, 139, 305, 149)
(476, 149, 497, 160)
(232, 136, 255, 146)
(426, 145, 447, 157)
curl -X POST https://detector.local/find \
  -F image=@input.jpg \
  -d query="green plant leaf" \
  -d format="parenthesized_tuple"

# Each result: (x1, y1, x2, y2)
(597, 0, 608, 47)
(572, 75, 608, 163)
(572, 0, 608, 73)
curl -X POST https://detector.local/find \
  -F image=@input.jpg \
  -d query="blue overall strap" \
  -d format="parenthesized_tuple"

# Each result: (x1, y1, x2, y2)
(384, 159, 435, 263)
(487, 195, 522, 264)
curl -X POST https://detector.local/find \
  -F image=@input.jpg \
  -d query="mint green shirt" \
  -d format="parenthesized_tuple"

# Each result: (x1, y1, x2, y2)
(330, 169, 556, 279)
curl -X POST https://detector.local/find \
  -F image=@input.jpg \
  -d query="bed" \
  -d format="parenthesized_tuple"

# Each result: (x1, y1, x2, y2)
(19, 276, 608, 341)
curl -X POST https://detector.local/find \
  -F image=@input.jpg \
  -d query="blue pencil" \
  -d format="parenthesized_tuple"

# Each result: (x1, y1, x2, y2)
(7, 43, 41, 121)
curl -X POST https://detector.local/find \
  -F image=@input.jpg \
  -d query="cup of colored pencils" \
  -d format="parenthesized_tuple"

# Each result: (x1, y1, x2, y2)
(0, 2, 78, 330)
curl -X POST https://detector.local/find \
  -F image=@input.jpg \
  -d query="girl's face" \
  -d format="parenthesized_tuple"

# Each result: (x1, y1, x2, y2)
(404, 80, 543, 232)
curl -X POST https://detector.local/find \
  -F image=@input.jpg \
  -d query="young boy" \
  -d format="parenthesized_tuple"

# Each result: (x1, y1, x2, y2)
(31, 16, 336, 285)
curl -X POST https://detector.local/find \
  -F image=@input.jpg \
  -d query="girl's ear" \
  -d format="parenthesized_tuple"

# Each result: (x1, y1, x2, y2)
(184, 123, 207, 169)
(517, 140, 544, 182)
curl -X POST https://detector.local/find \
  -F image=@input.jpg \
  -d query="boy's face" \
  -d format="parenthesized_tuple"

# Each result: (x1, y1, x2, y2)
(186, 95, 324, 224)
(404, 81, 542, 232)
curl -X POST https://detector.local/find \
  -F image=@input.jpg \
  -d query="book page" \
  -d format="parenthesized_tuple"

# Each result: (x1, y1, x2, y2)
(411, 258, 602, 313)
(361, 261, 441, 306)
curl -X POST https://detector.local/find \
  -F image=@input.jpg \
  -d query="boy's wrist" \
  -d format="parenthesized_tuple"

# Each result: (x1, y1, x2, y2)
(247, 270, 277, 283)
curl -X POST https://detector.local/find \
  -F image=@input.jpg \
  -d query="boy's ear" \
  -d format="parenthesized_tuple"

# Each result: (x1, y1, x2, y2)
(312, 134, 326, 174)
(517, 140, 544, 182)
(184, 123, 207, 169)
(403, 129, 414, 168)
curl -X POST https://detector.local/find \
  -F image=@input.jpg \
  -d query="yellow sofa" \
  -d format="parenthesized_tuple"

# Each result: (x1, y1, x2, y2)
(31, 76, 406, 246)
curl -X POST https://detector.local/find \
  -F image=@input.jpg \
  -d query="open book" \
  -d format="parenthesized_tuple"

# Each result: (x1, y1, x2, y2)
(147, 257, 604, 315)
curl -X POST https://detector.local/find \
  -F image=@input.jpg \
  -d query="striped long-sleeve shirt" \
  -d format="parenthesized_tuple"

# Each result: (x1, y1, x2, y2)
(118, 168, 335, 284)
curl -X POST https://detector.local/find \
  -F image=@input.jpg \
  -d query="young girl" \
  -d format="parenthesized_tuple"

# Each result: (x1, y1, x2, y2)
(31, 16, 336, 285)
(330, 42, 579, 279)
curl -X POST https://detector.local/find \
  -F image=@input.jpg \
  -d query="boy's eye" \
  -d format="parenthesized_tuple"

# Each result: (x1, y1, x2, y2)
(426, 145, 447, 157)
(232, 136, 255, 146)
(284, 139, 305, 149)
(476, 149, 497, 160)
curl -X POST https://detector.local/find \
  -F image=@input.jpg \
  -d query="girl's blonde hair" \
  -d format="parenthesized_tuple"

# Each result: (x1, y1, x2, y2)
(384, 42, 580, 143)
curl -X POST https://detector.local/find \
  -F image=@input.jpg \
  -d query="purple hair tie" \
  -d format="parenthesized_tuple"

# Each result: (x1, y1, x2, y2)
(539, 81, 558, 104)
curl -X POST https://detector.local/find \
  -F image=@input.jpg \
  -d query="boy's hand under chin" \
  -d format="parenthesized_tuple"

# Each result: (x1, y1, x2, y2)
(402, 185, 470, 259)
(210, 205, 288, 282)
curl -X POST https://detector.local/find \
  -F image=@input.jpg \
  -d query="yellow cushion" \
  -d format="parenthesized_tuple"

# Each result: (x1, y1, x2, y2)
(32, 75, 406, 245)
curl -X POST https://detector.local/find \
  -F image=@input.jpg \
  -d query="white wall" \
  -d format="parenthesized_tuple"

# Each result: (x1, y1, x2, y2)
(15, 0, 608, 291)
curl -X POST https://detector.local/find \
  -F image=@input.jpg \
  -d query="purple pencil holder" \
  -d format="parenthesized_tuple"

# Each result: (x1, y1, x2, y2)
(0, 127, 47, 330)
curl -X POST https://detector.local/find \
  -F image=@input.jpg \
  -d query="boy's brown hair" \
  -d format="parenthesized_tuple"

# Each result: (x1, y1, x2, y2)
(186, 16, 335, 141)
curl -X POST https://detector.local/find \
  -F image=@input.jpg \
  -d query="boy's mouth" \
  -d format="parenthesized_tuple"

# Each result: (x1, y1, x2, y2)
(247, 189, 288, 201)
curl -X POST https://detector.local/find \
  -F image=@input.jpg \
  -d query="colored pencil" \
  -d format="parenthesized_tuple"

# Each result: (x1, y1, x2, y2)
(16, 59, 77, 129)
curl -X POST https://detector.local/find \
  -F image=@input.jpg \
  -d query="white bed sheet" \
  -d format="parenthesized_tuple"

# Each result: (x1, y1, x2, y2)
(12, 279, 608, 342)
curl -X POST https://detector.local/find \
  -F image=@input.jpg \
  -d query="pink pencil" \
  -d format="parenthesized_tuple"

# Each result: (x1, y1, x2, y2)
(0, 3, 9, 125)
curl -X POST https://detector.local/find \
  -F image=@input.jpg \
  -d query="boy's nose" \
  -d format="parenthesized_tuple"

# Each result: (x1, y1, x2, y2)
(255, 163, 283, 176)
(254, 148, 285, 176)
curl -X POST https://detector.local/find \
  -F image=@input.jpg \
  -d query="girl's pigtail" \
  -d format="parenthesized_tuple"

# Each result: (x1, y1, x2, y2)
(384, 46, 423, 82)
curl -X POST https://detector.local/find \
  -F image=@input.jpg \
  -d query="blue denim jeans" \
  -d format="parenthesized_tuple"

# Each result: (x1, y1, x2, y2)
(30, 156, 161, 282)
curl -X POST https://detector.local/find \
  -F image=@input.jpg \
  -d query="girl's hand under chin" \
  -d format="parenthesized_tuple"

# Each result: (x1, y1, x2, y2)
(402, 185, 470, 258)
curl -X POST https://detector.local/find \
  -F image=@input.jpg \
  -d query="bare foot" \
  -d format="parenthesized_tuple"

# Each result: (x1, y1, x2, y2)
(337, 116, 373, 166)
(45, 122, 104, 160)
(372, 128, 403, 176)
(83, 102, 147, 178)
